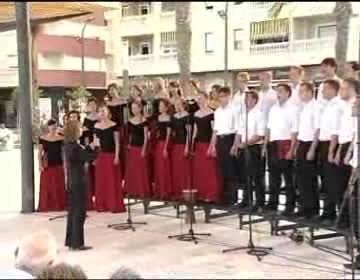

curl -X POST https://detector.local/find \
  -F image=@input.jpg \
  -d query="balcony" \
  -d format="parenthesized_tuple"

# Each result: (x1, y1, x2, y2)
(234, 37, 336, 69)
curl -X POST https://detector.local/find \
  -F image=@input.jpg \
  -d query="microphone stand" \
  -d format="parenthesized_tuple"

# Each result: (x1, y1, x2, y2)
(168, 112, 211, 244)
(223, 98, 272, 261)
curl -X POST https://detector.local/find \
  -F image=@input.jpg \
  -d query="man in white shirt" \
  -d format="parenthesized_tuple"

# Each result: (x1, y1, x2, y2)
(316, 79, 343, 225)
(234, 90, 266, 212)
(317, 57, 342, 103)
(264, 84, 299, 215)
(295, 82, 320, 220)
(288, 66, 305, 108)
(333, 78, 358, 229)
(214, 86, 238, 205)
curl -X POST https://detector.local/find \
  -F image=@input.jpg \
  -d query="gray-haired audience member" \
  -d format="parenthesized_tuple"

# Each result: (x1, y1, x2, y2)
(14, 231, 58, 276)
(36, 263, 87, 279)
(110, 267, 142, 279)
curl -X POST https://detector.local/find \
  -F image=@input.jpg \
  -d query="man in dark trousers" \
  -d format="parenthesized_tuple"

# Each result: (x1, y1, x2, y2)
(213, 87, 238, 206)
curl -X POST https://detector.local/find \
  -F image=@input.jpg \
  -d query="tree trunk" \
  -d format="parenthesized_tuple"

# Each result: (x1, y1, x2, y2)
(175, 2, 192, 98)
(334, 2, 352, 79)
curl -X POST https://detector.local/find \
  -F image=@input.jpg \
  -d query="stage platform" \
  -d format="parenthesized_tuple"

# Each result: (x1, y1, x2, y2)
(0, 202, 357, 279)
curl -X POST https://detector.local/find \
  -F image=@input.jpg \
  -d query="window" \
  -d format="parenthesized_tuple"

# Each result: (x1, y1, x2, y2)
(161, 2, 175, 12)
(317, 24, 336, 38)
(205, 32, 214, 53)
(233, 29, 243, 50)
(160, 31, 177, 54)
(121, 3, 129, 17)
(140, 42, 151, 55)
(139, 2, 151, 15)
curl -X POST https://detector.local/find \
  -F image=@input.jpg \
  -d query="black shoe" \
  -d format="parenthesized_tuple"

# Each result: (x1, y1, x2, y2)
(70, 246, 93, 251)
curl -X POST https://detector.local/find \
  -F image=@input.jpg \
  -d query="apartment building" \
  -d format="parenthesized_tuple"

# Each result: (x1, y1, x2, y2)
(0, 3, 115, 126)
(106, 1, 360, 90)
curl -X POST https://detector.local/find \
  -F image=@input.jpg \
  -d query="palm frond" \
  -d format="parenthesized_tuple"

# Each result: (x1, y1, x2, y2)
(269, 2, 287, 18)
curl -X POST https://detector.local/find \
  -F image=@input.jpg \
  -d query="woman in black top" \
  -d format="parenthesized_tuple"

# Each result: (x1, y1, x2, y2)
(80, 98, 98, 211)
(94, 105, 125, 213)
(124, 100, 151, 198)
(192, 92, 222, 203)
(38, 119, 66, 212)
(171, 98, 192, 200)
(153, 98, 173, 200)
(63, 121, 97, 251)
(106, 83, 128, 173)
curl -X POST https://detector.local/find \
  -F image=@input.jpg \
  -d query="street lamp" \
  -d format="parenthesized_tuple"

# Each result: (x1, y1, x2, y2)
(205, 2, 229, 86)
(80, 17, 95, 87)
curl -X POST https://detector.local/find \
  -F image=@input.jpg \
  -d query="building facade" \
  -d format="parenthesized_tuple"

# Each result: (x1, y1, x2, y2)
(0, 3, 115, 126)
(105, 1, 360, 90)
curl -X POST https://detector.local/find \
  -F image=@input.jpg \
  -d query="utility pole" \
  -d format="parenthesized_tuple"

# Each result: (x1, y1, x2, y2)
(15, 2, 35, 213)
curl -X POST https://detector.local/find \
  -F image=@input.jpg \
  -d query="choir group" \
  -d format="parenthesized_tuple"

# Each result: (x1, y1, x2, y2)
(37, 57, 359, 230)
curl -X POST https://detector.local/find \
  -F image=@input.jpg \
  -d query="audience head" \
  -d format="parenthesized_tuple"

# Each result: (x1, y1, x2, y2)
(276, 83, 292, 104)
(322, 79, 340, 100)
(15, 232, 57, 276)
(299, 82, 314, 103)
(36, 263, 87, 280)
(110, 267, 142, 280)
(210, 84, 221, 99)
(217, 86, 231, 107)
(245, 90, 259, 110)
(258, 71, 273, 88)
(236, 72, 250, 92)
(289, 66, 305, 82)
(153, 77, 165, 93)
(168, 81, 182, 98)
(320, 57, 337, 78)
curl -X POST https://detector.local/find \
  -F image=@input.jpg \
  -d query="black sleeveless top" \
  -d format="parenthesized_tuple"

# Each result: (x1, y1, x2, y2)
(39, 138, 63, 166)
(156, 120, 171, 141)
(80, 117, 97, 146)
(128, 121, 148, 147)
(171, 115, 191, 145)
(194, 113, 214, 143)
(108, 104, 127, 128)
(94, 125, 117, 153)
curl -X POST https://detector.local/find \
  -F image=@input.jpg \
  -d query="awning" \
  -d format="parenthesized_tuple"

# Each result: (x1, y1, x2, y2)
(0, 2, 116, 31)
(250, 18, 289, 41)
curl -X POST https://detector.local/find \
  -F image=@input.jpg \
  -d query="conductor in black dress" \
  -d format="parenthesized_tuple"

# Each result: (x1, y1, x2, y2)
(63, 120, 97, 251)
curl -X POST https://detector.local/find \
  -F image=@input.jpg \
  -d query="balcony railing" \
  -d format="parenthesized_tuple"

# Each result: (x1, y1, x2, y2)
(250, 37, 335, 55)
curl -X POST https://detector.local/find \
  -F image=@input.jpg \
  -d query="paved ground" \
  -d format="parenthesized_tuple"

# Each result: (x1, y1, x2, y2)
(0, 149, 357, 279)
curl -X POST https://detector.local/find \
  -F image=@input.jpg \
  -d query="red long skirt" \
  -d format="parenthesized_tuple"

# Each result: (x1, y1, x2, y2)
(124, 147, 151, 198)
(85, 164, 95, 210)
(95, 152, 125, 213)
(171, 144, 191, 200)
(118, 126, 127, 175)
(153, 141, 173, 200)
(193, 143, 223, 202)
(38, 165, 67, 212)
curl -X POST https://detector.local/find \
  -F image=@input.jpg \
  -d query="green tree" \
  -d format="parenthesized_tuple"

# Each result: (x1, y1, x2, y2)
(66, 86, 92, 111)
